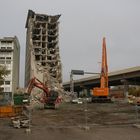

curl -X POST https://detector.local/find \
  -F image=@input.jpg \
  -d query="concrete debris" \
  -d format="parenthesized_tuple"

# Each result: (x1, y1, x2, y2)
(62, 91, 77, 102)
(11, 116, 29, 128)
(133, 124, 140, 128)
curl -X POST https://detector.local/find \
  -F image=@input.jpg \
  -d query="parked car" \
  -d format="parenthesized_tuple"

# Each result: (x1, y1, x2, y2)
(72, 98, 83, 104)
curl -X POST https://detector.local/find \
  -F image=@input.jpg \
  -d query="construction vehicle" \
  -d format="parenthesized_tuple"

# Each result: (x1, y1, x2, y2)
(92, 37, 110, 102)
(10, 77, 61, 128)
(26, 77, 61, 109)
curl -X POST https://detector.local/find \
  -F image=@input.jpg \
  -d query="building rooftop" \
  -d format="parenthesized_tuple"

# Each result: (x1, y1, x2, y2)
(25, 10, 61, 28)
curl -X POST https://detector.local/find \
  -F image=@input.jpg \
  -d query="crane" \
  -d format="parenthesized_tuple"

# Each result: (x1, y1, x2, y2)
(26, 77, 61, 109)
(92, 37, 110, 102)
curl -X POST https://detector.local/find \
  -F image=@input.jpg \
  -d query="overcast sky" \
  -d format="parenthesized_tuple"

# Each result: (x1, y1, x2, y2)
(0, 0, 140, 87)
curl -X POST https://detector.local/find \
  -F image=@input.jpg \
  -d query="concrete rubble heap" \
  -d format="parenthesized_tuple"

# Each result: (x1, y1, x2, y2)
(25, 10, 63, 95)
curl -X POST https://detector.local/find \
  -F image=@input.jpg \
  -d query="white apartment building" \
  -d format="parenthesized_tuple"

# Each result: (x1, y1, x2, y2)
(0, 36, 20, 98)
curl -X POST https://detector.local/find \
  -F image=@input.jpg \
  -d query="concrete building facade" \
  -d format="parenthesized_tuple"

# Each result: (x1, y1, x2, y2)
(25, 10, 63, 92)
(0, 36, 20, 103)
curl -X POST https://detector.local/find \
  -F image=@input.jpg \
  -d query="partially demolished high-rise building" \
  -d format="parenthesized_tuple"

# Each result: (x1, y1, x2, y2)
(25, 10, 63, 92)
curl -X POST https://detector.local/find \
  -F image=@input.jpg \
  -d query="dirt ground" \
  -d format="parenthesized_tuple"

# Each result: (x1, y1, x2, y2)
(1, 102, 140, 140)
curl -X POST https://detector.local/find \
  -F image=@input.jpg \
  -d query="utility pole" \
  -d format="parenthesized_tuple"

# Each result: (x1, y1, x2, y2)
(70, 72, 74, 93)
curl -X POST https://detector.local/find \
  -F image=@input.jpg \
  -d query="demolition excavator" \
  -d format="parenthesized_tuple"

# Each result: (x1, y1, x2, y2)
(26, 77, 61, 109)
(92, 37, 110, 102)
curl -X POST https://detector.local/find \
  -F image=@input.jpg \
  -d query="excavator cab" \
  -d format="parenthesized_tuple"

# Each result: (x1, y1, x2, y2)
(44, 90, 60, 109)
(92, 87, 110, 102)
(93, 87, 109, 97)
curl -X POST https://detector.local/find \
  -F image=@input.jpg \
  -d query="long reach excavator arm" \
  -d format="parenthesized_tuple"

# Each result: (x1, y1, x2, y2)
(92, 37, 109, 100)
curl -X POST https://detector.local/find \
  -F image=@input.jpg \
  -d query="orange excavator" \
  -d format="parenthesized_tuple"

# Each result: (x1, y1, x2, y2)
(26, 77, 61, 109)
(92, 37, 110, 102)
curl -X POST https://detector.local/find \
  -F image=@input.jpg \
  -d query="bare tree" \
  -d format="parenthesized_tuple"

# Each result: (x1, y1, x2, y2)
(0, 65, 9, 91)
